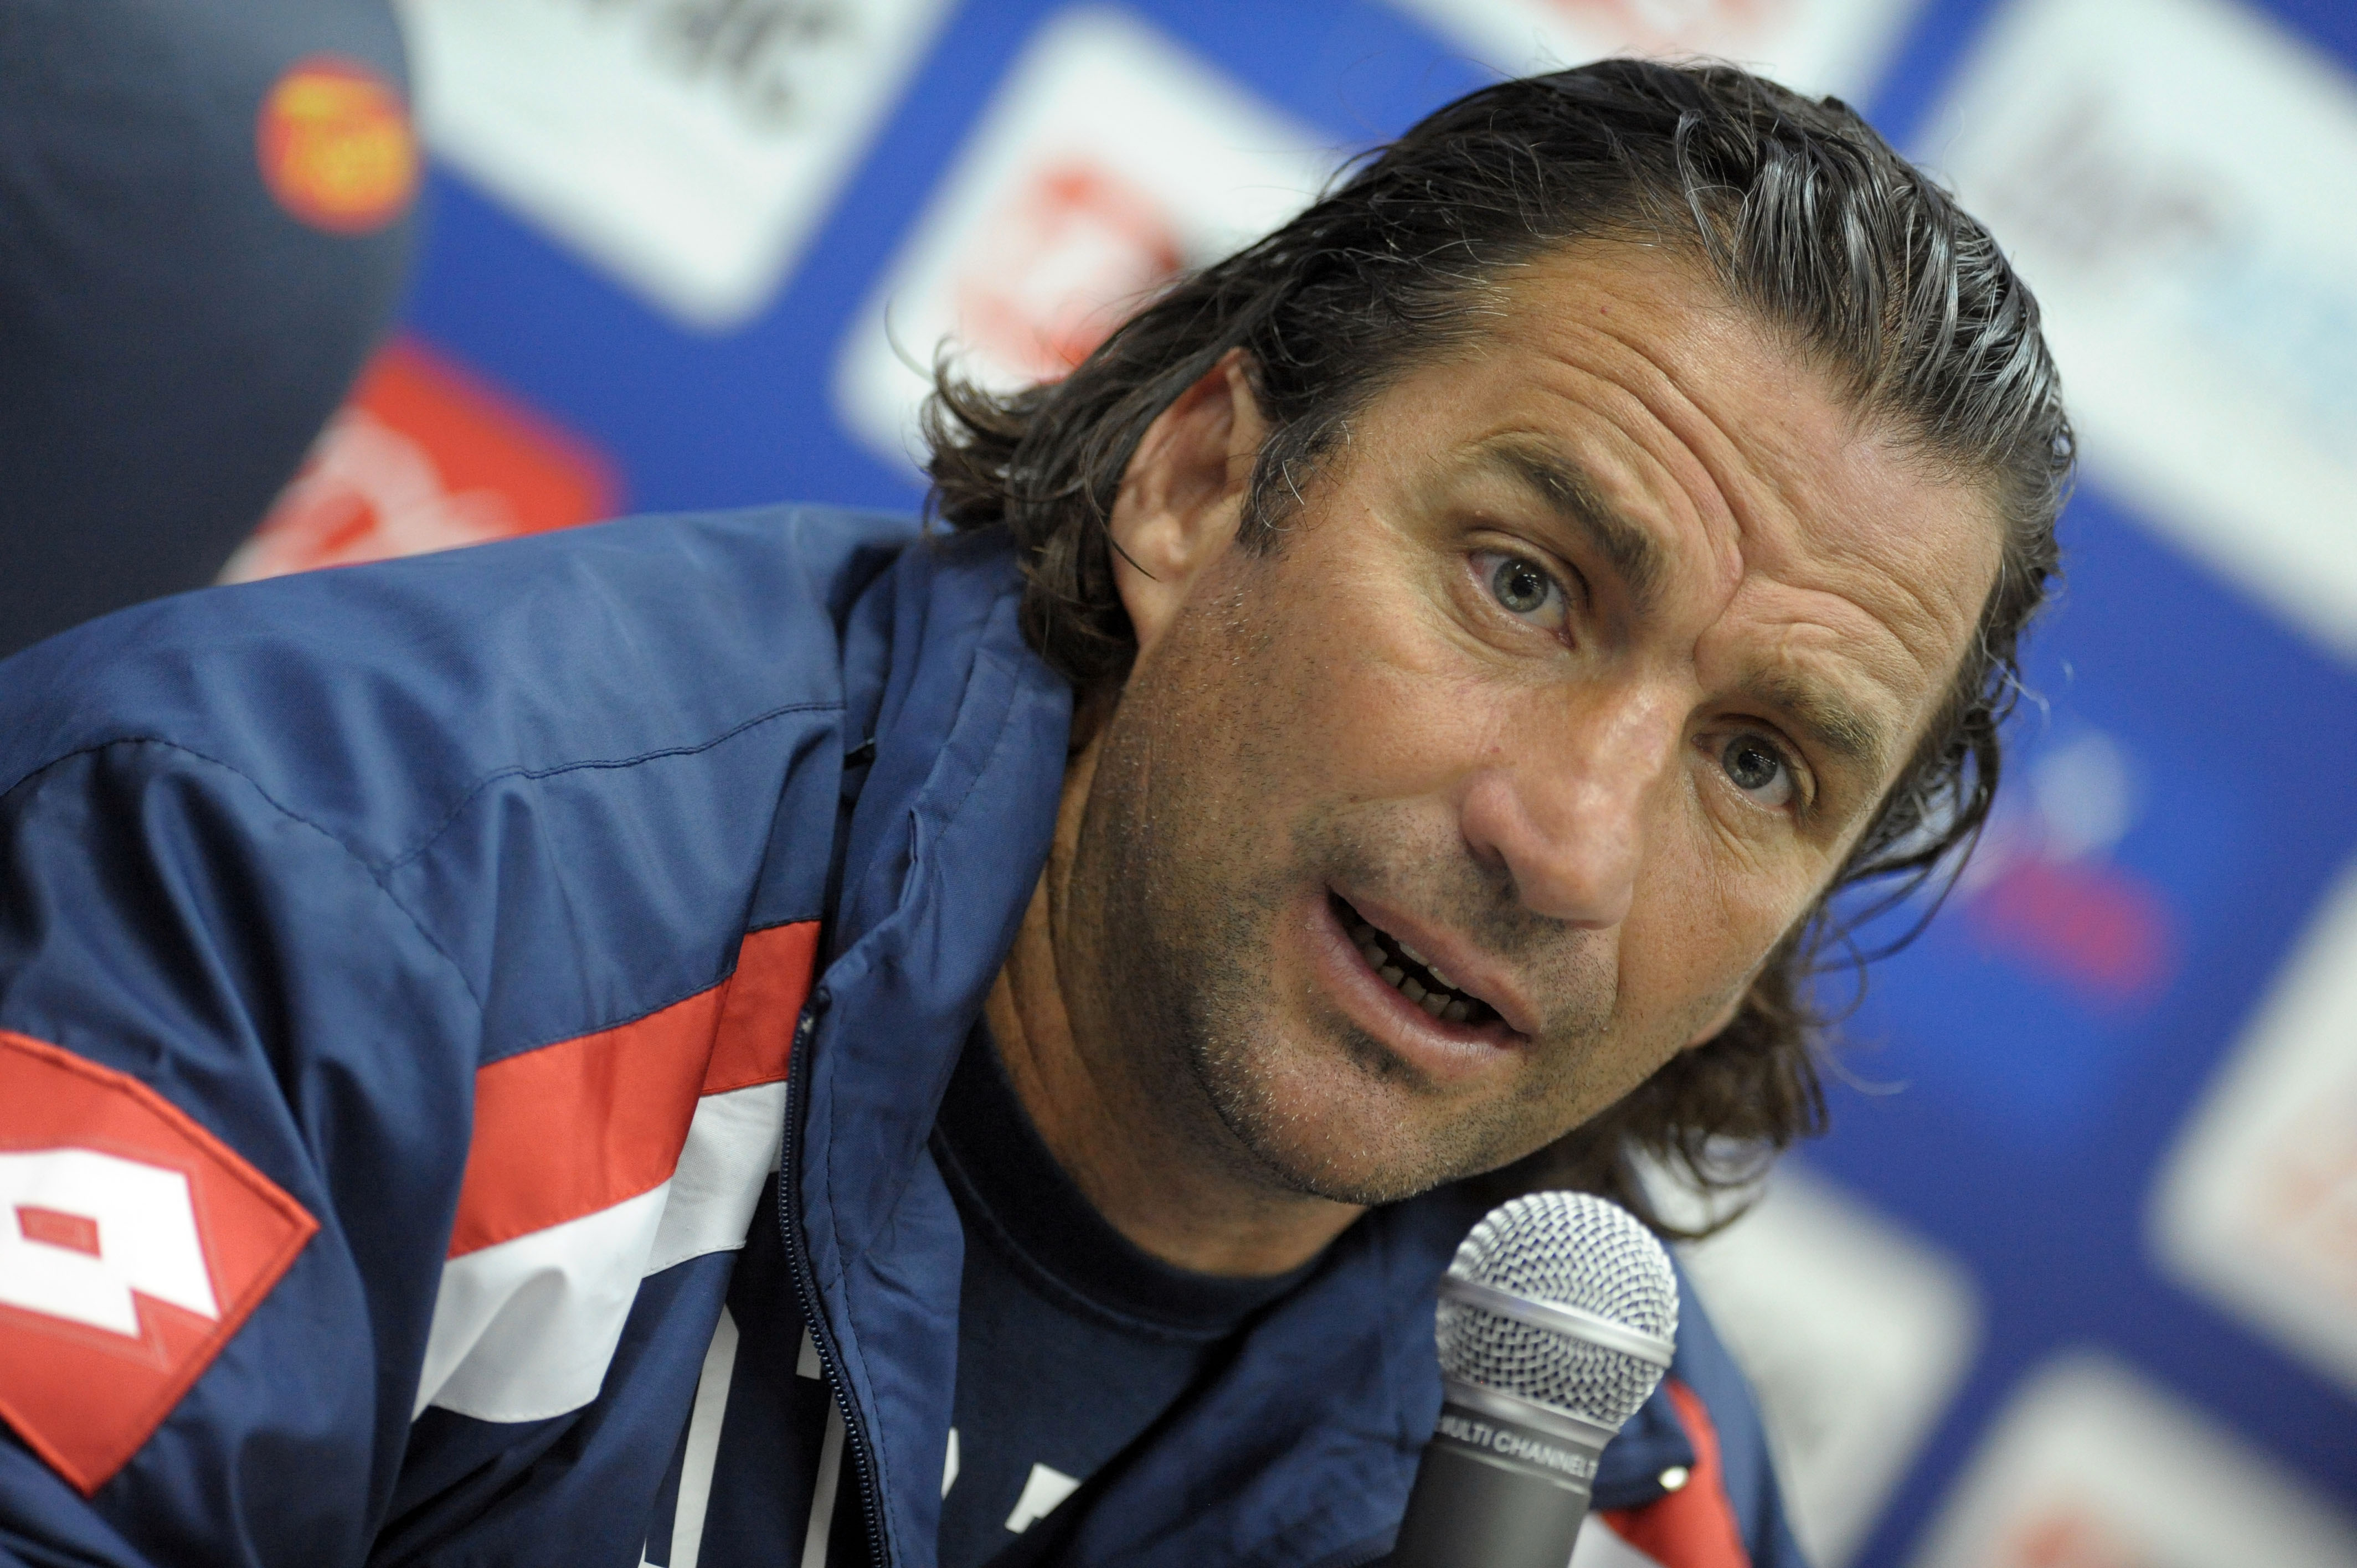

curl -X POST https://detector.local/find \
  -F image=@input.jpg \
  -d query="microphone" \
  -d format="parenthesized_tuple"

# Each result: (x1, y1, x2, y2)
(1389, 1192, 1679, 1568)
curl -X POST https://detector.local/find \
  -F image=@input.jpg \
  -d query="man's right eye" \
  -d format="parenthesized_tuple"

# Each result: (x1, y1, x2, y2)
(1476, 550, 1568, 631)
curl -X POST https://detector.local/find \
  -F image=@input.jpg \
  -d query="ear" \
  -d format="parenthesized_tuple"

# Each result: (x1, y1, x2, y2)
(1108, 349, 1270, 662)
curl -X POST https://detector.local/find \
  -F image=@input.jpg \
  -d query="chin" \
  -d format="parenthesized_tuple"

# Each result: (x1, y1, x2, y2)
(1189, 1023, 1532, 1208)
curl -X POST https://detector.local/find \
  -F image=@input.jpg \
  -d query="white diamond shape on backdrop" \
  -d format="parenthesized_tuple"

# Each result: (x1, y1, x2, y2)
(400, 0, 955, 332)
(832, 7, 1339, 472)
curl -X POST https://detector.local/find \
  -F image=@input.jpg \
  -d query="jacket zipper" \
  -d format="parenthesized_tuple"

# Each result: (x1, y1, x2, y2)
(780, 991, 893, 1566)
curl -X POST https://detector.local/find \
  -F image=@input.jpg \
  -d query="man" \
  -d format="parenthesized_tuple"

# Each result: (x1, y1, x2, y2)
(0, 61, 2065, 1568)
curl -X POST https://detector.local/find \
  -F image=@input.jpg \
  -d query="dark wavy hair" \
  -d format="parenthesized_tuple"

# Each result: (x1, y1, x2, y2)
(921, 59, 2070, 1233)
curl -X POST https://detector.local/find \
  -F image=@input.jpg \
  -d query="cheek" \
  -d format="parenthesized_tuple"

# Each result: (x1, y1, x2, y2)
(1321, 585, 1522, 782)
(1619, 825, 1800, 1009)
(1314, 661, 1504, 800)
(1227, 575, 1499, 802)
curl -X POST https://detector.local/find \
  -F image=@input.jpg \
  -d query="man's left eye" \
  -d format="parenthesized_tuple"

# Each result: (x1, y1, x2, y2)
(1476, 550, 1567, 629)
(1721, 734, 1795, 809)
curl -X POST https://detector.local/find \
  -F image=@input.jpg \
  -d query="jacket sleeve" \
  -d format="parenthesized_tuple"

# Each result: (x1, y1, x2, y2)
(0, 736, 482, 1567)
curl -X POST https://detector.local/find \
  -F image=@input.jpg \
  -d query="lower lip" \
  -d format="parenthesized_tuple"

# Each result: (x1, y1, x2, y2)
(1303, 893, 1525, 1085)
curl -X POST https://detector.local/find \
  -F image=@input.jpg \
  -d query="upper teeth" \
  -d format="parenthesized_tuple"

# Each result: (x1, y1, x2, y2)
(1347, 906, 1477, 1018)
(1389, 935, 1457, 992)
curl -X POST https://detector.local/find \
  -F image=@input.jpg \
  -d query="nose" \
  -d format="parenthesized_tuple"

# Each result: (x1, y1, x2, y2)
(1456, 684, 1681, 929)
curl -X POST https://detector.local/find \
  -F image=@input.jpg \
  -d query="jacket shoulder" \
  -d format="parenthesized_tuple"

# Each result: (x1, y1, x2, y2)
(0, 504, 914, 864)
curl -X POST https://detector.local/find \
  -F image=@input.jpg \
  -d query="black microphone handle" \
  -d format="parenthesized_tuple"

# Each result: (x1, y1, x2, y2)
(1388, 1382, 1614, 1568)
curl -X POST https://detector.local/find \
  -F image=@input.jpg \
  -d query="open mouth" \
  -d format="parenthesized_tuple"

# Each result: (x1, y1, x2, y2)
(1330, 893, 1501, 1028)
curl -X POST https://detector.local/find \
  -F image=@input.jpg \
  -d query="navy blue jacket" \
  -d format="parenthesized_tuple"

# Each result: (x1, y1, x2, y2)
(0, 508, 1804, 1568)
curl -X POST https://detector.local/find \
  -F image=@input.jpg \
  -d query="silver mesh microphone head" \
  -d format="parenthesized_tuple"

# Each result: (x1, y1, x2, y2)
(1434, 1192, 1679, 1428)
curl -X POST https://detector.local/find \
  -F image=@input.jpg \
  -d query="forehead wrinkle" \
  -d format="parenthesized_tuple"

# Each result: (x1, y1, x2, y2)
(1729, 446, 2004, 718)
(1496, 255, 1782, 552)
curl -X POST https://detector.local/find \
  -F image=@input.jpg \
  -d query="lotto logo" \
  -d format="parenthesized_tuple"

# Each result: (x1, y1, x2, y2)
(835, 8, 1332, 467)
(1911, 1355, 2357, 1568)
(224, 336, 619, 582)
(1951, 732, 2175, 1008)
(953, 162, 1185, 383)
(1983, 1507, 2149, 1568)
(0, 1032, 315, 1495)
(1, 1150, 219, 1338)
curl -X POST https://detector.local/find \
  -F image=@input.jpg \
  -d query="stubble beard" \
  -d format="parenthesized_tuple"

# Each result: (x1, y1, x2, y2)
(1068, 589, 1623, 1210)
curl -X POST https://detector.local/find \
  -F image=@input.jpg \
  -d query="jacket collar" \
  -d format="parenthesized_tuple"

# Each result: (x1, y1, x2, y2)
(801, 528, 1072, 1565)
(800, 527, 1696, 1567)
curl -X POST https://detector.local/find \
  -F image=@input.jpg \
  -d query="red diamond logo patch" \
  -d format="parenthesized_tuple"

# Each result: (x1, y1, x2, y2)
(0, 1031, 317, 1495)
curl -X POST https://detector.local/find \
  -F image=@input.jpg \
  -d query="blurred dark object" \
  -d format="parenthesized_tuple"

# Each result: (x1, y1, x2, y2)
(0, 0, 417, 660)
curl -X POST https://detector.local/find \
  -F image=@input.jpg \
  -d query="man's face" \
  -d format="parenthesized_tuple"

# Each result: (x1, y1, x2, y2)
(1066, 243, 2000, 1206)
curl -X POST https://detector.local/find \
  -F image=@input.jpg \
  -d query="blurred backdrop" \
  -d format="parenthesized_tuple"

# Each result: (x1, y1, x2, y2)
(23, 1, 2357, 1563)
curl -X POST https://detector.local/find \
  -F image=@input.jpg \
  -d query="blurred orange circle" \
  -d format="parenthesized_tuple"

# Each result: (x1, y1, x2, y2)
(256, 55, 418, 235)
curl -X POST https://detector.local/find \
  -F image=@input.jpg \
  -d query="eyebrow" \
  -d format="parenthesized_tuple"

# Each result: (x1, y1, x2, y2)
(1476, 440, 1668, 615)
(1740, 666, 1897, 790)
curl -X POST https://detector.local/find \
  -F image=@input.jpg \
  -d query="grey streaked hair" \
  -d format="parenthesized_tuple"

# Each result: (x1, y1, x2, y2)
(920, 57, 2071, 1234)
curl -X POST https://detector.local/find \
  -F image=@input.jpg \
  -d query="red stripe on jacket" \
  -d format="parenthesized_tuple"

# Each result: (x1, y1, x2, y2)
(1600, 1378, 1752, 1568)
(446, 921, 818, 1257)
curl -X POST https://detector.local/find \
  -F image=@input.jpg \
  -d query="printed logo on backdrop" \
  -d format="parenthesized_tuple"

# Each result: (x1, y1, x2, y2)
(397, 0, 954, 330)
(1926, 0, 2357, 662)
(955, 163, 1185, 387)
(224, 336, 619, 582)
(1385, 0, 1923, 102)
(1910, 1354, 2357, 1568)
(1839, 720, 2211, 1141)
(2152, 854, 2357, 1399)
(831, 7, 1337, 471)
(1948, 732, 2175, 1007)
(1671, 1165, 1979, 1567)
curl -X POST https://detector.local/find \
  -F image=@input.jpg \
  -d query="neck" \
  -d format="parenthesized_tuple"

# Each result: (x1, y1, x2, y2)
(987, 731, 1365, 1278)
